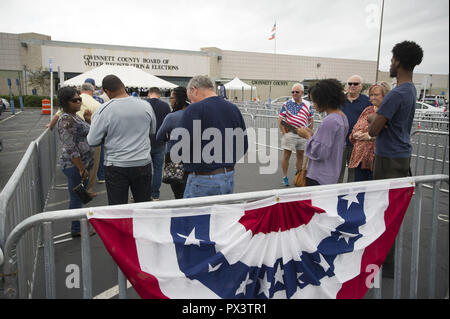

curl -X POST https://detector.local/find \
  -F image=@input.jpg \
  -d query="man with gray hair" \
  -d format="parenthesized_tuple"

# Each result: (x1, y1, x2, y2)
(176, 75, 248, 198)
(278, 83, 313, 186)
(338, 75, 371, 183)
(46, 82, 99, 129)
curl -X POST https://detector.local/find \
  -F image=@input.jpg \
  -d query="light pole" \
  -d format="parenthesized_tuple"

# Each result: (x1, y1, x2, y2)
(375, 0, 385, 83)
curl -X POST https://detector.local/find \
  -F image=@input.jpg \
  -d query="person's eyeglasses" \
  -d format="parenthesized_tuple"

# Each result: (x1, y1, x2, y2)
(70, 97, 82, 103)
(348, 82, 360, 86)
(291, 91, 301, 94)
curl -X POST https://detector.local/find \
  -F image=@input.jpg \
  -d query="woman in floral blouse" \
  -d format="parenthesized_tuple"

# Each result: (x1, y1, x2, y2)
(56, 87, 94, 236)
(348, 82, 391, 181)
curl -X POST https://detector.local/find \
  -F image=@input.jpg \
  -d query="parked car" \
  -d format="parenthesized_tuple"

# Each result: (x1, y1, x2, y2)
(415, 101, 448, 117)
(272, 94, 310, 104)
(422, 95, 448, 108)
(272, 96, 291, 104)
(1, 98, 10, 110)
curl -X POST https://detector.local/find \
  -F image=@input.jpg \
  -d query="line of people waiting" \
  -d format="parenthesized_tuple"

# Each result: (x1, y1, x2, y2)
(51, 40, 423, 241)
(280, 40, 423, 188)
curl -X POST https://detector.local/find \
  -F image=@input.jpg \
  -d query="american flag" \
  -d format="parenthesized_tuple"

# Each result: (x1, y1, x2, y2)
(88, 179, 414, 299)
(279, 99, 313, 128)
(269, 23, 276, 40)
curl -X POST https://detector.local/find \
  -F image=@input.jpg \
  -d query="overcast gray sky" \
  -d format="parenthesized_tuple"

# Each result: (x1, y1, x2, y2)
(1, 0, 448, 74)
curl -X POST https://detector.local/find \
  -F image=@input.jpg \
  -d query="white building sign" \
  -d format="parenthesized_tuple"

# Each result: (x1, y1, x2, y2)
(41, 45, 210, 77)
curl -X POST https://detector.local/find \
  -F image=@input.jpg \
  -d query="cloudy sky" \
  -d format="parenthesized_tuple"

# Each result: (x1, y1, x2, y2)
(1, 0, 448, 74)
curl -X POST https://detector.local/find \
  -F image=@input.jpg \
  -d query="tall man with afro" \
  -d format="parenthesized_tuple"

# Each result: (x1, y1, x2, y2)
(368, 40, 423, 278)
(368, 40, 424, 180)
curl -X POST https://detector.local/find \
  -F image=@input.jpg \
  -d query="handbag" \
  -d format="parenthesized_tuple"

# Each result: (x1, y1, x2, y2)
(73, 182, 93, 204)
(162, 157, 184, 184)
(293, 157, 308, 187)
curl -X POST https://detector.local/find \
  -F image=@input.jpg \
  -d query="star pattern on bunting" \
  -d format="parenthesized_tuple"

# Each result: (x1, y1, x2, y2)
(170, 192, 367, 298)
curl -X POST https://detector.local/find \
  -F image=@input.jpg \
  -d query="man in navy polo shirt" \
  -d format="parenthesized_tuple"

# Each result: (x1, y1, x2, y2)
(339, 75, 371, 183)
(177, 75, 248, 198)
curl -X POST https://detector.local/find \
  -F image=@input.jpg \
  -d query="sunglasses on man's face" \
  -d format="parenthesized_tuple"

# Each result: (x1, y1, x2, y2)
(348, 82, 360, 86)
(291, 91, 301, 94)
(70, 97, 82, 103)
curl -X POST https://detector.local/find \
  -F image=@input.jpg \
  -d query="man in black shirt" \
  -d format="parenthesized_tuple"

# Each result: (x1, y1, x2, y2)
(145, 87, 171, 201)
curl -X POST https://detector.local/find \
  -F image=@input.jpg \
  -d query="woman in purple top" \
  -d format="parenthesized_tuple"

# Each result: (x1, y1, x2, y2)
(296, 79, 349, 186)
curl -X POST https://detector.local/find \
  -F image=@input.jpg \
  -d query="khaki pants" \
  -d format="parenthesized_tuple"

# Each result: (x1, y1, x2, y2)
(87, 146, 101, 193)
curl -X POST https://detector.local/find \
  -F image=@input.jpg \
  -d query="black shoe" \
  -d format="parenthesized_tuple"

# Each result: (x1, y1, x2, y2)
(382, 263, 395, 278)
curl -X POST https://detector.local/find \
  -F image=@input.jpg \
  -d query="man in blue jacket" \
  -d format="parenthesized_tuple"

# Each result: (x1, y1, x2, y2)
(176, 75, 248, 198)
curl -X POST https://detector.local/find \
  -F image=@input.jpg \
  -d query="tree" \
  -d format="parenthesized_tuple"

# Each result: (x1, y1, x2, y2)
(28, 67, 50, 94)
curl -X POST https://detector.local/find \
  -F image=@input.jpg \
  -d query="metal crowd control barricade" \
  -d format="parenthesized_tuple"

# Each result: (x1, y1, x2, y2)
(413, 117, 449, 132)
(0, 127, 58, 298)
(1, 175, 448, 299)
(411, 130, 449, 193)
(240, 113, 255, 129)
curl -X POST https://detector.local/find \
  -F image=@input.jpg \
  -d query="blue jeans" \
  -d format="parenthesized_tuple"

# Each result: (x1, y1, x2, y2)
(183, 170, 235, 198)
(150, 145, 165, 199)
(62, 166, 89, 233)
(97, 145, 105, 180)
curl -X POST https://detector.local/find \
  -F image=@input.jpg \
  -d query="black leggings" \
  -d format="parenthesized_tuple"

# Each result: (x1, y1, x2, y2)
(165, 153, 187, 199)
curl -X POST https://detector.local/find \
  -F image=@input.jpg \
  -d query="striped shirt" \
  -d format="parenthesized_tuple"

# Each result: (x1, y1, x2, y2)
(279, 98, 313, 128)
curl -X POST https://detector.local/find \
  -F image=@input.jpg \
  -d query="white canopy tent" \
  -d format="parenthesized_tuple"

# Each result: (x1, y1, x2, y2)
(224, 77, 253, 90)
(62, 65, 177, 89)
(224, 77, 257, 101)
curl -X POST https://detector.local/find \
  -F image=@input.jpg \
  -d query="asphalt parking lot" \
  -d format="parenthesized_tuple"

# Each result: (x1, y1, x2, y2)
(0, 108, 51, 191)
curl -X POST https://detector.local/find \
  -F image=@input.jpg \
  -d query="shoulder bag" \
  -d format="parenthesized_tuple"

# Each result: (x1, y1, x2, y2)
(162, 155, 184, 184)
(294, 157, 308, 187)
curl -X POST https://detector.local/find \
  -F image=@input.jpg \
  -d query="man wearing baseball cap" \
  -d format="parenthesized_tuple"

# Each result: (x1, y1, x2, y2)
(84, 78, 104, 104)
